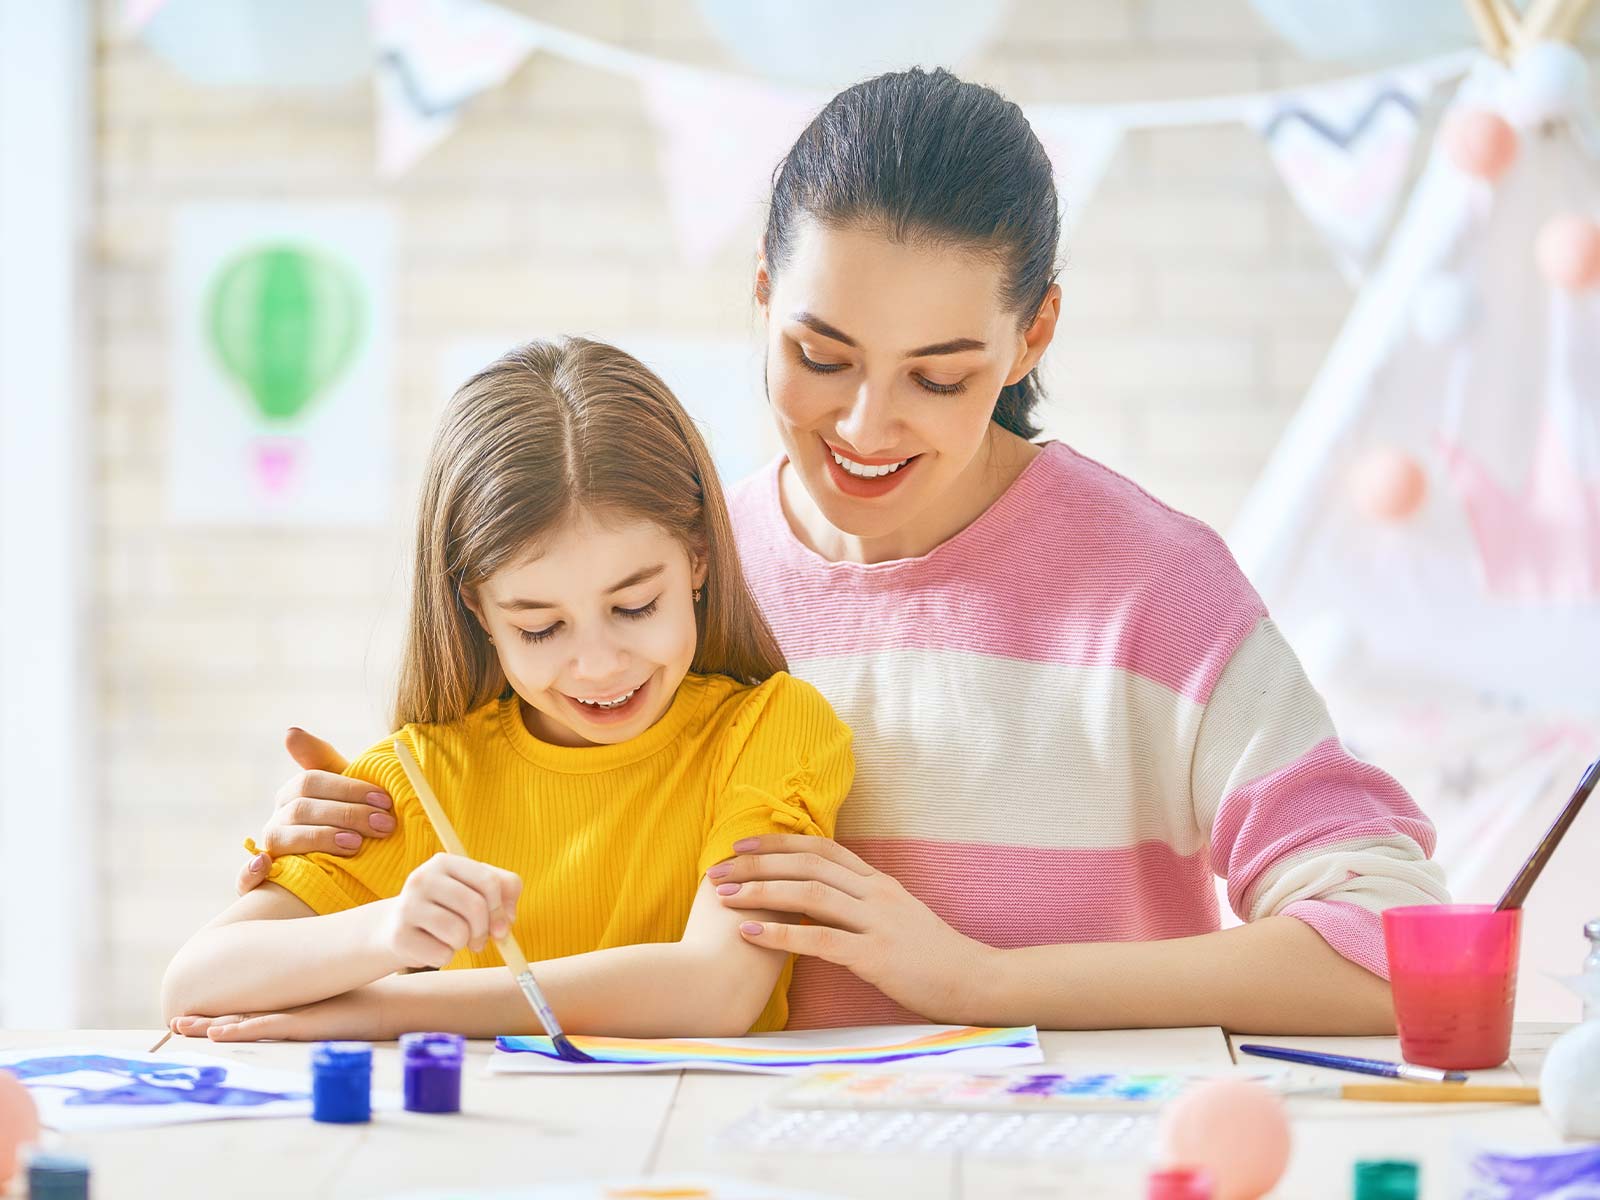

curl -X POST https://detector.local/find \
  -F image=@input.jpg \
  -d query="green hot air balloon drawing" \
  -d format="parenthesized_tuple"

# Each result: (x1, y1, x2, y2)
(206, 243, 365, 425)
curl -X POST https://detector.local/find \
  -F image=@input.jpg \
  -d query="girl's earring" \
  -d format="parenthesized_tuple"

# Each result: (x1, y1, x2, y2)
(693, 588, 703, 603)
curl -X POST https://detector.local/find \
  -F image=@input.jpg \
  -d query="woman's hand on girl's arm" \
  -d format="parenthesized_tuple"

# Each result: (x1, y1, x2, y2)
(714, 834, 1397, 1034)
(236, 727, 394, 896)
(711, 834, 992, 1024)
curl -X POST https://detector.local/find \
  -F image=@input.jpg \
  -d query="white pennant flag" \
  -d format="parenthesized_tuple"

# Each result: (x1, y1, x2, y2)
(1248, 68, 1440, 282)
(1026, 109, 1125, 234)
(371, 0, 545, 175)
(639, 65, 822, 265)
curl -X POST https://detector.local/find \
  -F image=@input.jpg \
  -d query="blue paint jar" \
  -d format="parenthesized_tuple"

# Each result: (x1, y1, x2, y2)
(311, 1041, 372, 1124)
(27, 1150, 91, 1200)
(401, 1031, 464, 1114)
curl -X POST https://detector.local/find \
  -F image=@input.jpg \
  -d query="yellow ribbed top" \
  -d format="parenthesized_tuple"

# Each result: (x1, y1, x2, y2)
(267, 671, 853, 1032)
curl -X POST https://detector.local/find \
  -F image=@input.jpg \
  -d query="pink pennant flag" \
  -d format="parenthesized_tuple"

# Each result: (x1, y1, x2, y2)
(122, 0, 171, 33)
(250, 438, 304, 499)
(1250, 71, 1436, 282)
(1026, 110, 1124, 233)
(639, 65, 821, 265)
(371, 0, 545, 175)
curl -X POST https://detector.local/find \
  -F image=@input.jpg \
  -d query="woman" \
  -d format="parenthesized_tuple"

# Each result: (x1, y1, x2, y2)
(237, 68, 1446, 1034)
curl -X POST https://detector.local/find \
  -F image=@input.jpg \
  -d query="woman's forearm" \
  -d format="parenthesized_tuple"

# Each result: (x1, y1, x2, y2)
(378, 941, 777, 1040)
(162, 901, 401, 1021)
(972, 916, 1396, 1035)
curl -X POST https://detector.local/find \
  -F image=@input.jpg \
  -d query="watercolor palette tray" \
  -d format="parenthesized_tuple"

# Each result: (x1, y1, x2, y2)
(772, 1066, 1285, 1113)
(715, 1106, 1160, 1162)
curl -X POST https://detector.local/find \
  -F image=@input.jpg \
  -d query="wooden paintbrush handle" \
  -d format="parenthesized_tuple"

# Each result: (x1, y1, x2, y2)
(1342, 1083, 1539, 1104)
(392, 738, 535, 972)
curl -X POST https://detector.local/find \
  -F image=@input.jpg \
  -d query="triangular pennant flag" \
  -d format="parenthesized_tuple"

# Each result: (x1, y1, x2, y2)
(1249, 69, 1439, 283)
(639, 65, 821, 264)
(1026, 110, 1125, 233)
(371, 0, 545, 175)
(122, 0, 172, 33)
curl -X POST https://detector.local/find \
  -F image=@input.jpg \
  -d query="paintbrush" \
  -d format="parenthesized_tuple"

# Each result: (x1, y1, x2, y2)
(147, 1029, 173, 1054)
(391, 738, 594, 1064)
(1289, 1082, 1539, 1104)
(1496, 756, 1599, 911)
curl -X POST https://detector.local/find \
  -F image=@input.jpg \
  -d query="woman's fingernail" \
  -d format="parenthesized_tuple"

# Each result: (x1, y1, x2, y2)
(367, 791, 392, 809)
(716, 883, 741, 896)
(491, 920, 508, 938)
(733, 838, 760, 853)
(707, 863, 731, 879)
(369, 812, 396, 833)
(250, 853, 270, 873)
(334, 832, 362, 850)
(739, 922, 764, 936)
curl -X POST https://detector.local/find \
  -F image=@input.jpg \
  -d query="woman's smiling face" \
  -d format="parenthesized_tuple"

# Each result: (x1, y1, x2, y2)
(758, 219, 1056, 548)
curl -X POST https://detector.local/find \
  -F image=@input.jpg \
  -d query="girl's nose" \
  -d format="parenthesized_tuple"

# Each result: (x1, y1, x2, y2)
(569, 631, 627, 683)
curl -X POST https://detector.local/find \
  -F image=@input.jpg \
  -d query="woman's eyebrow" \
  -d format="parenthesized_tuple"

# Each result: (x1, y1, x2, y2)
(499, 564, 665, 611)
(789, 312, 986, 358)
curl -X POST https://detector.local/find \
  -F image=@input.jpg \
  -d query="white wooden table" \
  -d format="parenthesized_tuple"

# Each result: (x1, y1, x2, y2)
(0, 1025, 1570, 1199)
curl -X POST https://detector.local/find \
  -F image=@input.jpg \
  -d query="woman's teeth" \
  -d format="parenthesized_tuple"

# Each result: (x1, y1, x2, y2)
(574, 687, 638, 710)
(832, 450, 909, 479)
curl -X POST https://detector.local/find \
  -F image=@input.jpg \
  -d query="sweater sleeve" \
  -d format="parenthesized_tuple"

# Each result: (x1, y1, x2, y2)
(699, 673, 856, 877)
(1191, 619, 1450, 977)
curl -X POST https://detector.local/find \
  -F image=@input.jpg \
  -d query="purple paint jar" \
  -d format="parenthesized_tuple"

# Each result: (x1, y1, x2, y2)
(401, 1032, 464, 1114)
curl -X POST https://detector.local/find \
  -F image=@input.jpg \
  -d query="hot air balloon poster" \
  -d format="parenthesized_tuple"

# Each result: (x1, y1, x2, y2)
(168, 205, 393, 524)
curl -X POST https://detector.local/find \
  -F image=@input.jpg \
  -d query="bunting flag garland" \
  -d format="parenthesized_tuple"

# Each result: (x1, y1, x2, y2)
(638, 65, 822, 264)
(372, 0, 546, 176)
(1248, 64, 1449, 282)
(124, 3, 1479, 267)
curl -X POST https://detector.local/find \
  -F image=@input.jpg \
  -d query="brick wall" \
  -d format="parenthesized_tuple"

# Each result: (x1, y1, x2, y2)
(91, 0, 1600, 1026)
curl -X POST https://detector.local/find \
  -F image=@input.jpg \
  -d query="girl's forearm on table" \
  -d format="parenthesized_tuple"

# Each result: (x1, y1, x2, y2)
(379, 941, 777, 1040)
(971, 915, 1396, 1035)
(162, 901, 400, 1021)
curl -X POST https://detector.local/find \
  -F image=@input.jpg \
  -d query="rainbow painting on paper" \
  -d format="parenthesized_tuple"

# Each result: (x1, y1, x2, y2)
(489, 1024, 1043, 1076)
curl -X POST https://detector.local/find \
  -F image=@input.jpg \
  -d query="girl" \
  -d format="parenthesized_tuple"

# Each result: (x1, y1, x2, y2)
(163, 338, 853, 1042)
(245, 70, 1447, 1036)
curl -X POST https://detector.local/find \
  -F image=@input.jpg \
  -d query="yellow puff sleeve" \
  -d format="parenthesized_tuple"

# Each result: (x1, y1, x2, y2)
(262, 732, 431, 915)
(699, 673, 855, 877)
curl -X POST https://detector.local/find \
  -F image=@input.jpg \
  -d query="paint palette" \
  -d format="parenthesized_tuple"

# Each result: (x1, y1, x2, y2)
(774, 1067, 1260, 1113)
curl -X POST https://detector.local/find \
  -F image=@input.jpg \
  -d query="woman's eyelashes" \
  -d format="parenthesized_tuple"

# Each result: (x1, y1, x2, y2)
(793, 343, 967, 395)
(515, 598, 660, 645)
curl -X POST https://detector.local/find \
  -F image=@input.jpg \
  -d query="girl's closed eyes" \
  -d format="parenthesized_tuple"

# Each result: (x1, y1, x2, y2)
(518, 598, 660, 645)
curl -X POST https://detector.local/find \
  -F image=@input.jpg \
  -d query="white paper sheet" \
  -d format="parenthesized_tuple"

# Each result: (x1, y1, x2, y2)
(489, 1024, 1043, 1076)
(0, 1044, 397, 1130)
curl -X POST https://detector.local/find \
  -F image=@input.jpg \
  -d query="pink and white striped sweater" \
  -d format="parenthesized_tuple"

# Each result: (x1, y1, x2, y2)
(728, 441, 1449, 1029)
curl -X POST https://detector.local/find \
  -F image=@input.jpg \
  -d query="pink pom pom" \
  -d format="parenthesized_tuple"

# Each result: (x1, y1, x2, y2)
(1159, 1079, 1291, 1200)
(0, 1071, 41, 1187)
(1536, 214, 1600, 291)
(1351, 448, 1428, 521)
(1442, 109, 1519, 181)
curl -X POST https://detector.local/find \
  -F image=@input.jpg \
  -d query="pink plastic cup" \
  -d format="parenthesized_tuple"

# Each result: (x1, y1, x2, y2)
(1382, 904, 1521, 1070)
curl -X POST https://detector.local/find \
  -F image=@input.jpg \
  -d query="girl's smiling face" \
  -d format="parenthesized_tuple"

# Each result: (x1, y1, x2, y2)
(467, 510, 706, 748)
(758, 219, 1059, 553)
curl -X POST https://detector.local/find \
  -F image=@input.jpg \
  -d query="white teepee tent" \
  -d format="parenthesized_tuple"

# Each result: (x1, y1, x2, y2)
(1229, 0, 1600, 1017)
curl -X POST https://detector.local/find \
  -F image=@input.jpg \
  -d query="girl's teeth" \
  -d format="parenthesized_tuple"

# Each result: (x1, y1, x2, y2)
(576, 687, 638, 710)
(831, 450, 909, 479)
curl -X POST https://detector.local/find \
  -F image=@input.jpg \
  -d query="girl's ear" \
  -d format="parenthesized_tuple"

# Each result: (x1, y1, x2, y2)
(690, 547, 710, 590)
(460, 585, 492, 635)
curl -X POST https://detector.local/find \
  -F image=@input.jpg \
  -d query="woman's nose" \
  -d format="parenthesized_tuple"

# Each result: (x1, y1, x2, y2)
(835, 381, 896, 455)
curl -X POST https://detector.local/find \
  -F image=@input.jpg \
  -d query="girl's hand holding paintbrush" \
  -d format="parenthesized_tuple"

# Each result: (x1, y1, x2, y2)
(381, 854, 522, 967)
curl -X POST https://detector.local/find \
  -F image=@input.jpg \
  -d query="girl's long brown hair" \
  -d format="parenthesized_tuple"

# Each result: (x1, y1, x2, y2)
(393, 337, 786, 729)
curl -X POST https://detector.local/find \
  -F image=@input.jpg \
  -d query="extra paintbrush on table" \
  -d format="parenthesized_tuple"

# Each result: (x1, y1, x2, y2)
(391, 738, 594, 1064)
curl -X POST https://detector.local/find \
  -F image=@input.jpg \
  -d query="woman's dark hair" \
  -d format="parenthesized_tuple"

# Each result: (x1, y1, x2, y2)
(760, 67, 1060, 440)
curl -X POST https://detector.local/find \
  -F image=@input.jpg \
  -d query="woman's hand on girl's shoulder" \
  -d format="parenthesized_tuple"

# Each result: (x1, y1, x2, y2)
(236, 727, 396, 896)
